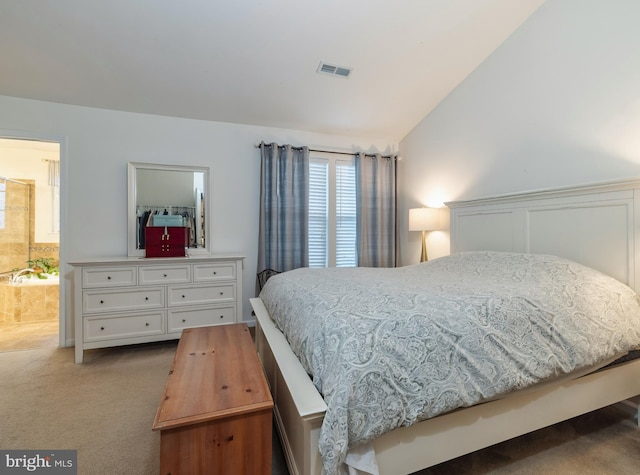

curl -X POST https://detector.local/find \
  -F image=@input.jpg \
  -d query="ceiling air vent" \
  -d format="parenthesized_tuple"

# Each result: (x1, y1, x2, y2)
(317, 62, 352, 79)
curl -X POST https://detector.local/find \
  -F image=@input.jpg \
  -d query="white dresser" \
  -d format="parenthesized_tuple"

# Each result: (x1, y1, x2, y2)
(71, 255, 244, 363)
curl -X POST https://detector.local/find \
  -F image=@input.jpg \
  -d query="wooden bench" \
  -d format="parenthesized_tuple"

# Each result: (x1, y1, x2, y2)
(152, 323, 273, 474)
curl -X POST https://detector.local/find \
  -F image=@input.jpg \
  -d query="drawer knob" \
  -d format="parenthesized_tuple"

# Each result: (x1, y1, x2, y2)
(182, 319, 186, 323)
(99, 300, 104, 304)
(145, 297, 149, 301)
(145, 322, 149, 326)
(219, 292, 224, 296)
(163, 274, 167, 278)
(100, 326, 105, 331)
(219, 315, 224, 319)
(107, 276, 111, 280)
(182, 294, 186, 298)
(213, 271, 217, 275)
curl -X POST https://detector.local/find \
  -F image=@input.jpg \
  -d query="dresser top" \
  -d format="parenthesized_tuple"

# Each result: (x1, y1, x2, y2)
(69, 254, 245, 266)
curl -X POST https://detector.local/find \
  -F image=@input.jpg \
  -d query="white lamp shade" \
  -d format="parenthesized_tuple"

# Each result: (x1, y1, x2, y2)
(409, 207, 440, 231)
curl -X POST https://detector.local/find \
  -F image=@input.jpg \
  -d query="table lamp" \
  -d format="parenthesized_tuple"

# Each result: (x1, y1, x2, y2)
(409, 207, 440, 262)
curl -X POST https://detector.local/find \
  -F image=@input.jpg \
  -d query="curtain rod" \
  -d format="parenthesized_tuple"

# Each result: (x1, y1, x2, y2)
(0, 176, 28, 185)
(254, 142, 397, 159)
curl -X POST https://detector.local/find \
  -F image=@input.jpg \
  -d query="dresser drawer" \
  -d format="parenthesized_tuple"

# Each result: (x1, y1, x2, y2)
(167, 306, 236, 333)
(82, 266, 137, 288)
(139, 265, 191, 285)
(193, 263, 236, 282)
(167, 283, 235, 307)
(72, 256, 244, 364)
(83, 287, 164, 314)
(84, 311, 165, 342)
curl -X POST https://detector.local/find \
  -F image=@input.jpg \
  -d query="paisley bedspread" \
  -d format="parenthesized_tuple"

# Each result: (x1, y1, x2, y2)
(259, 252, 640, 475)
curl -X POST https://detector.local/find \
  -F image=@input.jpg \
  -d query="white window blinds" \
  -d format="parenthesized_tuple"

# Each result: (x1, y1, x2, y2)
(309, 160, 328, 267)
(335, 160, 357, 267)
(309, 156, 357, 268)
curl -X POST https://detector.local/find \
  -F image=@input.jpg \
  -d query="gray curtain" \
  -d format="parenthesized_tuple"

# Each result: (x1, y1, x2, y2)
(356, 152, 397, 267)
(257, 142, 310, 274)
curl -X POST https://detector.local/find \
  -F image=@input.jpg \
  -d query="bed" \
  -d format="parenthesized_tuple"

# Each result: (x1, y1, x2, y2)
(250, 178, 640, 475)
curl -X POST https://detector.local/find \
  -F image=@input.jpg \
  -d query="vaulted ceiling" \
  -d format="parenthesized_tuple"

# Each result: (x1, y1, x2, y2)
(0, 0, 545, 141)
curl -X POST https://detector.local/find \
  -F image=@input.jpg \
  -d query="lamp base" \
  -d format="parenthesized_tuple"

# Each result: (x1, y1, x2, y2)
(420, 230, 428, 262)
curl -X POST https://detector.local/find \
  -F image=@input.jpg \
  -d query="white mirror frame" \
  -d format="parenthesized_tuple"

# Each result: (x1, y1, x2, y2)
(127, 162, 211, 257)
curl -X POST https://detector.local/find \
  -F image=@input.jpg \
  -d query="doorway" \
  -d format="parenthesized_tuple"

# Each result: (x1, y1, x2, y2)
(0, 137, 61, 351)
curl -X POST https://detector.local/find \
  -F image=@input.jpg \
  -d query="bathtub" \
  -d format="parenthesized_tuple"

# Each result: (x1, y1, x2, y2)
(0, 276, 59, 322)
(15, 275, 60, 285)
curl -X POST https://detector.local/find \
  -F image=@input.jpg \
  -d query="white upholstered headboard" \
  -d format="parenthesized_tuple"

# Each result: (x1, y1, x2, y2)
(446, 179, 640, 293)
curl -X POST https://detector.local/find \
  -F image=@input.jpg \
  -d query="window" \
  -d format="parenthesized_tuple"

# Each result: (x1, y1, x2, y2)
(308, 156, 357, 267)
(50, 184, 60, 233)
(335, 160, 357, 266)
(309, 160, 328, 267)
(47, 159, 60, 234)
(0, 181, 5, 229)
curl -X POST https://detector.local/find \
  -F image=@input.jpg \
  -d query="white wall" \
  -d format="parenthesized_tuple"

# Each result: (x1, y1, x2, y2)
(398, 0, 640, 266)
(0, 95, 396, 345)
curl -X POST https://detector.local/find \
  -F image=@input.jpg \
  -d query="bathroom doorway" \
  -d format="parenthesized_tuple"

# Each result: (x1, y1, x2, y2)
(0, 137, 61, 352)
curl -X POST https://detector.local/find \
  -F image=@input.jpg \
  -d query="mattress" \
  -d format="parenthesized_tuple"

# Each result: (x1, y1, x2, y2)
(259, 251, 640, 475)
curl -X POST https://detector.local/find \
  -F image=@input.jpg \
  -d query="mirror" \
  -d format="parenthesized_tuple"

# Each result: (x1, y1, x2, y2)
(128, 162, 210, 257)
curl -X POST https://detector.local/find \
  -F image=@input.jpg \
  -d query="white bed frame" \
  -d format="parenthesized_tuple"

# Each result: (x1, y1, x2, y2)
(250, 178, 640, 475)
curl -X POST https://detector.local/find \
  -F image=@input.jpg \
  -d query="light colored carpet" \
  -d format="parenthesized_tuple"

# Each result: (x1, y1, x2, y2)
(0, 342, 289, 475)
(1, 342, 639, 475)
(0, 343, 176, 474)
